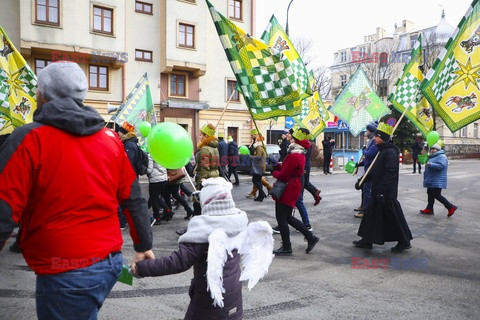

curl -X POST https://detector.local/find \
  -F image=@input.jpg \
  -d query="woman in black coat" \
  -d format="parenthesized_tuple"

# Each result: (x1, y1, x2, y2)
(354, 123, 413, 252)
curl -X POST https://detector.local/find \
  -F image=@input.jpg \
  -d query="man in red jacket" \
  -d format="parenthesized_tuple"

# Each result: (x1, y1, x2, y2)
(0, 61, 154, 320)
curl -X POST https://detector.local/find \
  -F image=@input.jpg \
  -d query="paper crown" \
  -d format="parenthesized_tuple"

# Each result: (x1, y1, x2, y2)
(250, 129, 258, 135)
(121, 121, 135, 133)
(218, 132, 225, 138)
(227, 135, 233, 141)
(292, 128, 310, 141)
(201, 124, 216, 137)
(376, 122, 394, 136)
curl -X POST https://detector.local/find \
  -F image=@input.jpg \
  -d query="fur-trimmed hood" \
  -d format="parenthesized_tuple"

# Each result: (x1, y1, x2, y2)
(197, 135, 218, 150)
(120, 131, 138, 142)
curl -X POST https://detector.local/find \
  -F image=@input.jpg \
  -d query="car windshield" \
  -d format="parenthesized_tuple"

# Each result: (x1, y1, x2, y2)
(266, 145, 280, 154)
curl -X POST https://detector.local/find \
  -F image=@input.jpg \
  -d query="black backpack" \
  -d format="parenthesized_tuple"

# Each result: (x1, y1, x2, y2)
(134, 147, 149, 176)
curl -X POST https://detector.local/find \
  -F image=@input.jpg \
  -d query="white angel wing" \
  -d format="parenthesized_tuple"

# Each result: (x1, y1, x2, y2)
(237, 221, 275, 290)
(207, 229, 229, 308)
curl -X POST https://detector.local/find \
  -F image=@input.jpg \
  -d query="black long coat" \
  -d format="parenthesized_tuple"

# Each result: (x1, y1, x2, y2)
(358, 141, 413, 245)
(137, 242, 243, 320)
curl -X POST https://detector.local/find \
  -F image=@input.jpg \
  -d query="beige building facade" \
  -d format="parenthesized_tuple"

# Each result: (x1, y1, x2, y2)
(1, 0, 283, 148)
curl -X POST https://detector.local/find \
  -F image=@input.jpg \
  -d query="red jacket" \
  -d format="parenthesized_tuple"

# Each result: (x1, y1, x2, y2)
(272, 140, 310, 208)
(0, 98, 152, 274)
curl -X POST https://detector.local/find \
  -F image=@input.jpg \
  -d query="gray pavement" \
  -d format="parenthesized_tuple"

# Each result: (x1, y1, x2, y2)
(1, 159, 479, 319)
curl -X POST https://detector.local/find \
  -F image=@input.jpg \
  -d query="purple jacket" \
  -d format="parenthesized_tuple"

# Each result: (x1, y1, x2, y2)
(137, 242, 243, 320)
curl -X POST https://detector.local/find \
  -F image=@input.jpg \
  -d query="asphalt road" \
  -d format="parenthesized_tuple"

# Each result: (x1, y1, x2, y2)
(1, 159, 479, 319)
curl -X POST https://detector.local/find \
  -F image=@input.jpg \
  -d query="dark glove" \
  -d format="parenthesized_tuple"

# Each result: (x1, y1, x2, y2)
(355, 178, 362, 190)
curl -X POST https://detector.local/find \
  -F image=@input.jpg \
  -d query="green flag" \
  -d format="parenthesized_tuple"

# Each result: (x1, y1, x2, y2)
(421, 0, 480, 132)
(0, 27, 37, 135)
(110, 73, 155, 145)
(329, 65, 389, 136)
(205, 0, 301, 120)
(389, 34, 434, 137)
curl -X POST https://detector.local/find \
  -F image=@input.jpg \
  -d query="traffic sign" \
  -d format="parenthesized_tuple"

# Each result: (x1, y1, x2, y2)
(285, 117, 295, 129)
(338, 120, 348, 131)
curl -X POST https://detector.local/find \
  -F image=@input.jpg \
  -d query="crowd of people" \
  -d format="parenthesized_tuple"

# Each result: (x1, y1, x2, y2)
(0, 61, 459, 319)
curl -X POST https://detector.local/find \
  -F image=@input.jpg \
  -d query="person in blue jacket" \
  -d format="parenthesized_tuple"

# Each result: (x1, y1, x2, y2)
(420, 143, 458, 217)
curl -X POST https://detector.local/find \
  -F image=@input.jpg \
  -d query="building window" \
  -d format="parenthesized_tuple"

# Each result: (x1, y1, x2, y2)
(379, 79, 388, 97)
(461, 126, 468, 137)
(379, 52, 389, 67)
(34, 59, 52, 74)
(135, 49, 153, 62)
(229, 0, 242, 20)
(35, 0, 59, 25)
(178, 23, 194, 48)
(227, 127, 238, 143)
(410, 34, 418, 48)
(359, 47, 366, 55)
(89, 65, 108, 90)
(135, 1, 152, 14)
(340, 75, 347, 87)
(340, 51, 346, 62)
(227, 80, 240, 102)
(170, 74, 186, 96)
(474, 123, 478, 138)
(93, 5, 113, 34)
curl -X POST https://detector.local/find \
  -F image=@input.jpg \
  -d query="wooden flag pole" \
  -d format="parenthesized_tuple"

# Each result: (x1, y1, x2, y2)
(215, 90, 236, 129)
(357, 100, 413, 187)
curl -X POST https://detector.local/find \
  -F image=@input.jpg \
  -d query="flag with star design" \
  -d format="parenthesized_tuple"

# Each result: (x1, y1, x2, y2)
(421, 0, 480, 132)
(389, 34, 434, 137)
(0, 27, 37, 135)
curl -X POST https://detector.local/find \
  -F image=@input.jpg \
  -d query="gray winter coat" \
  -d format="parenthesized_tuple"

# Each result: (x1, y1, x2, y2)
(147, 155, 167, 183)
(137, 242, 243, 320)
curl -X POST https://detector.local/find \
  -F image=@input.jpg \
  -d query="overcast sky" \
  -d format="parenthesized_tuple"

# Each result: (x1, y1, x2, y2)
(255, 0, 474, 67)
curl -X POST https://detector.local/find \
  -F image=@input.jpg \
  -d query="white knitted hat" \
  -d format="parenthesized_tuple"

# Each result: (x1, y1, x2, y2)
(200, 177, 238, 216)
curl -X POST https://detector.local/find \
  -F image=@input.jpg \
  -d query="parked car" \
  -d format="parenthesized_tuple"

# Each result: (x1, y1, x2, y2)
(235, 144, 281, 174)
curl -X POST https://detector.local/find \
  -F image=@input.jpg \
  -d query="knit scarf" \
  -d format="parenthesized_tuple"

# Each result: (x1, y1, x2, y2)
(287, 142, 306, 155)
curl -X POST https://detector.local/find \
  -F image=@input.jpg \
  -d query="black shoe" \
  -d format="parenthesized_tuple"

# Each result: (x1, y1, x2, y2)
(391, 243, 412, 252)
(273, 245, 292, 256)
(272, 226, 280, 234)
(306, 235, 319, 253)
(163, 210, 174, 222)
(233, 182, 239, 186)
(254, 194, 265, 202)
(353, 240, 373, 249)
(9, 242, 21, 253)
(176, 228, 187, 236)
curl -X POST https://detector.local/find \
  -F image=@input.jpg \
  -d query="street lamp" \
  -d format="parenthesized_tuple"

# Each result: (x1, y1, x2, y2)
(285, 0, 294, 36)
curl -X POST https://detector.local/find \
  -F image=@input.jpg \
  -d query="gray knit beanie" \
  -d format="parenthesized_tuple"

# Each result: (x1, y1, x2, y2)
(37, 61, 88, 101)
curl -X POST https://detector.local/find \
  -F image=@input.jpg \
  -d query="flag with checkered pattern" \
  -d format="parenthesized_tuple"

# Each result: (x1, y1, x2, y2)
(0, 27, 37, 135)
(329, 65, 389, 136)
(110, 73, 156, 146)
(206, 0, 301, 120)
(421, 0, 480, 132)
(389, 34, 434, 137)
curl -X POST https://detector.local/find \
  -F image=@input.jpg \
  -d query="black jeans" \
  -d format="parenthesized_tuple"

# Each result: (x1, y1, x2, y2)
(163, 184, 193, 216)
(275, 201, 313, 247)
(413, 157, 422, 173)
(323, 153, 332, 173)
(149, 181, 170, 219)
(252, 174, 266, 197)
(228, 165, 239, 184)
(427, 188, 453, 210)
(180, 183, 193, 197)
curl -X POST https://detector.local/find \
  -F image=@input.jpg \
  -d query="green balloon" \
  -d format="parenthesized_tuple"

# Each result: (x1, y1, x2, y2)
(345, 160, 356, 174)
(418, 154, 428, 165)
(239, 145, 250, 155)
(147, 122, 193, 169)
(139, 121, 152, 138)
(426, 131, 439, 147)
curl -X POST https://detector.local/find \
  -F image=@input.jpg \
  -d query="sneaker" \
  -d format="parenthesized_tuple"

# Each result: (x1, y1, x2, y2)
(246, 194, 256, 199)
(391, 242, 412, 252)
(419, 208, 434, 215)
(447, 205, 458, 217)
(314, 190, 322, 206)
(272, 226, 280, 234)
(352, 240, 372, 249)
(354, 212, 364, 218)
(354, 207, 363, 212)
(306, 225, 313, 232)
(273, 244, 292, 256)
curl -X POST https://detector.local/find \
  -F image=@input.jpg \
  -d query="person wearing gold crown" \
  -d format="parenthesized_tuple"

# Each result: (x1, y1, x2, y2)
(354, 121, 413, 253)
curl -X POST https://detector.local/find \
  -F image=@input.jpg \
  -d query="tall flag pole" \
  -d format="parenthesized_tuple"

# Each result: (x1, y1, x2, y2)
(260, 15, 328, 138)
(205, 0, 302, 120)
(389, 34, 434, 137)
(0, 27, 37, 135)
(328, 65, 389, 136)
(110, 72, 155, 145)
(421, 0, 480, 133)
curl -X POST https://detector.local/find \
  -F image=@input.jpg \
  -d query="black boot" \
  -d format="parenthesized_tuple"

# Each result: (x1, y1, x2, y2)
(306, 235, 319, 253)
(273, 244, 292, 256)
(254, 191, 266, 202)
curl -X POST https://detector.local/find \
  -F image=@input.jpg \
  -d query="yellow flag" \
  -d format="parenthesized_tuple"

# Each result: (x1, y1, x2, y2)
(0, 27, 37, 135)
